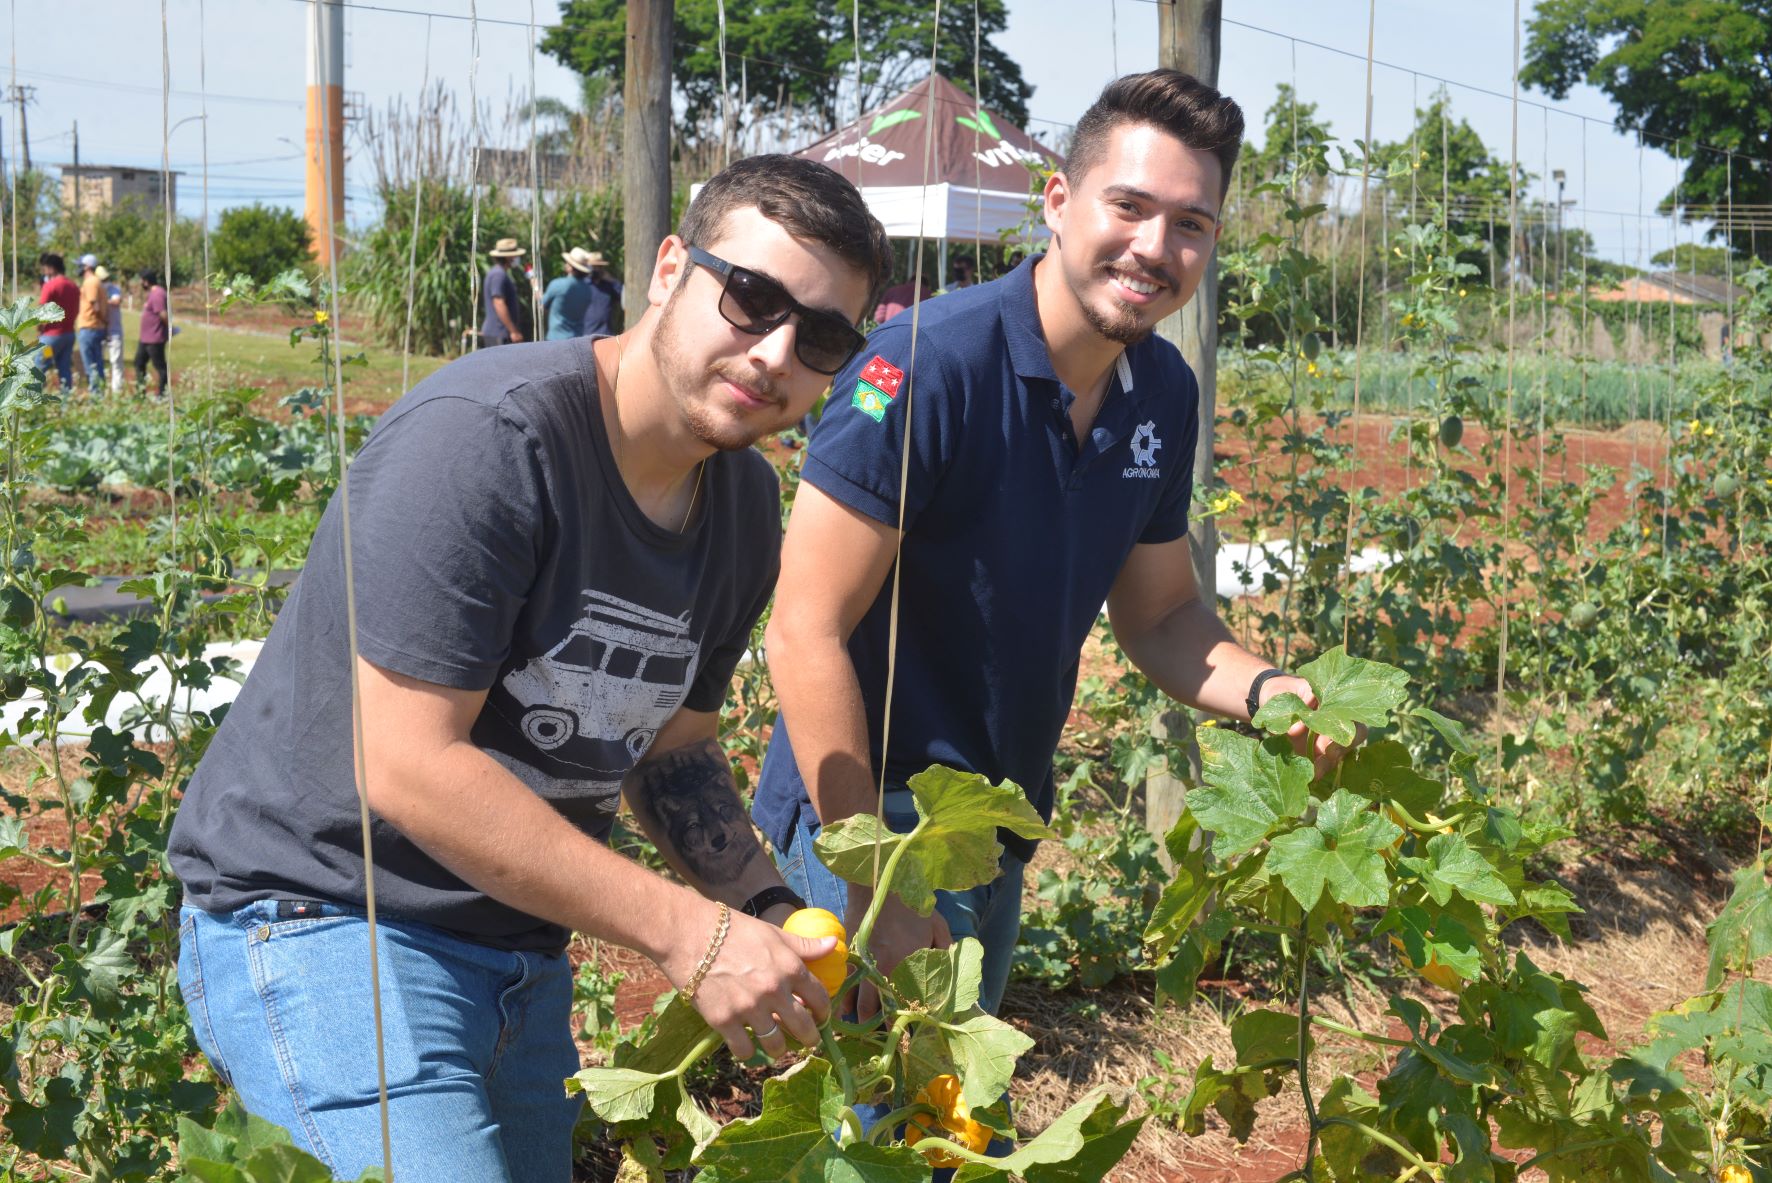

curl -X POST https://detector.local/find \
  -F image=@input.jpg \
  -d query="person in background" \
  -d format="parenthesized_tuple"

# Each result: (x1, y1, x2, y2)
(135, 269, 169, 398)
(481, 239, 527, 346)
(949, 255, 977, 289)
(34, 252, 81, 392)
(541, 247, 597, 341)
(580, 252, 623, 338)
(871, 274, 933, 324)
(98, 266, 126, 396)
(75, 254, 109, 395)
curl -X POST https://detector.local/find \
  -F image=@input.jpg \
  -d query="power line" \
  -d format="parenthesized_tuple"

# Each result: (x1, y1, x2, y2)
(6, 64, 300, 108)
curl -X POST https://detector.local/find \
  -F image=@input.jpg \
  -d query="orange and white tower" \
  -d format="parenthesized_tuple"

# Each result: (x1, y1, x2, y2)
(304, 0, 345, 264)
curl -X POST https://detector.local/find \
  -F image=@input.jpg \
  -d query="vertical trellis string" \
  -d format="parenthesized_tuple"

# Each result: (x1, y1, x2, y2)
(873, 7, 944, 895)
(467, 0, 482, 351)
(311, 0, 395, 1172)
(1496, 0, 1521, 761)
(528, 0, 542, 341)
(1339, 0, 1377, 656)
(399, 15, 431, 391)
(159, 0, 177, 551)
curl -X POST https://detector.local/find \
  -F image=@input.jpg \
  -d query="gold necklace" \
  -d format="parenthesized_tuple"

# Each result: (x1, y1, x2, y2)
(607, 333, 705, 533)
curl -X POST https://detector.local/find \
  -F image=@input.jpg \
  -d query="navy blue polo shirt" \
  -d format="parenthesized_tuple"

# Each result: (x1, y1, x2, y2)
(752, 252, 1200, 861)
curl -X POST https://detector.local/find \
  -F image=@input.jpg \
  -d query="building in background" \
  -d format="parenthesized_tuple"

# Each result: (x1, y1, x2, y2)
(58, 164, 180, 214)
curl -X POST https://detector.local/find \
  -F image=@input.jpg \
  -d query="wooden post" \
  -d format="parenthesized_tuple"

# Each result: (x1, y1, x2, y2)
(623, 0, 673, 328)
(1147, 0, 1223, 859)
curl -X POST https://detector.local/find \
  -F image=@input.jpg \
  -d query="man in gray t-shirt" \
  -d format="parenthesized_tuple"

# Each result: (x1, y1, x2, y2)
(168, 156, 890, 1182)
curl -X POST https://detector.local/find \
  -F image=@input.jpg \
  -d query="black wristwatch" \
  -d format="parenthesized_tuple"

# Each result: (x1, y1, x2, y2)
(740, 886, 806, 918)
(1245, 668, 1287, 720)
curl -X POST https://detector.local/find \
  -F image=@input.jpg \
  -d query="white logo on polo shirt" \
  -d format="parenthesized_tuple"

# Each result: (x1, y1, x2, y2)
(1126, 420, 1162, 478)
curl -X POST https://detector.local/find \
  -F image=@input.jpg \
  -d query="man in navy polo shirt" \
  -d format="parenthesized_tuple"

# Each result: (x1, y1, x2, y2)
(755, 69, 1363, 1019)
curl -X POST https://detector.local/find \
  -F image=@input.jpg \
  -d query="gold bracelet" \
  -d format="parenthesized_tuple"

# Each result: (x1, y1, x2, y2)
(682, 903, 730, 1002)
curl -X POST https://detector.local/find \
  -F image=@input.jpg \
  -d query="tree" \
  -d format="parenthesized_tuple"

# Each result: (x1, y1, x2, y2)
(211, 204, 313, 285)
(1651, 242, 1740, 278)
(1383, 92, 1519, 257)
(1521, 0, 1772, 264)
(541, 0, 1032, 146)
(1242, 83, 1334, 185)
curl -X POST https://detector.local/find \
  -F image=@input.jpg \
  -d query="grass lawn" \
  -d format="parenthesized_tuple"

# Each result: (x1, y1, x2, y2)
(107, 306, 448, 411)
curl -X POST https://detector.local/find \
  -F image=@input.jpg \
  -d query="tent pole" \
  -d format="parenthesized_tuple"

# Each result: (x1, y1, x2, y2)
(939, 239, 948, 289)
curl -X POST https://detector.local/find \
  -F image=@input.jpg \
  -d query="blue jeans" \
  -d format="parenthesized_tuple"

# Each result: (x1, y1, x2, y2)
(76, 327, 106, 390)
(35, 333, 74, 389)
(178, 900, 582, 1182)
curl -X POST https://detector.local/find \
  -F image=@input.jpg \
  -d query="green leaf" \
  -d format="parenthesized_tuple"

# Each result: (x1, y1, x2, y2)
(1407, 832, 1515, 906)
(938, 1010, 1035, 1109)
(1411, 705, 1476, 756)
(1337, 740, 1444, 817)
(1016, 1091, 1144, 1183)
(1265, 790, 1400, 910)
(1230, 1007, 1308, 1067)
(1188, 729, 1312, 858)
(890, 940, 984, 1019)
(694, 1058, 926, 1181)
(927, 1088, 1138, 1175)
(815, 766, 1052, 915)
(1143, 841, 1212, 965)
(1252, 646, 1409, 745)
(1705, 855, 1772, 988)
(0, 813, 25, 859)
(1383, 905, 1481, 982)
(569, 1066, 669, 1124)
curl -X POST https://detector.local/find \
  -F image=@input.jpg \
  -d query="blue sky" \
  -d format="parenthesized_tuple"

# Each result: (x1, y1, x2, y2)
(2, 1, 1708, 265)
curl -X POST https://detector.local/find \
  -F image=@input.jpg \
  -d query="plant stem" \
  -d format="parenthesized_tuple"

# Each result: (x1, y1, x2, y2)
(1310, 1015, 1411, 1047)
(820, 1022, 856, 1105)
(672, 1028, 724, 1077)
(865, 1102, 938, 1145)
(852, 820, 923, 958)
(1317, 1117, 1439, 1175)
(1296, 914, 1319, 1180)
(1515, 1134, 1633, 1173)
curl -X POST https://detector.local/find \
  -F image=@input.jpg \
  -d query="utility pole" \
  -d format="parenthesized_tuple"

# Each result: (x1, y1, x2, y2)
(6, 84, 35, 172)
(71, 119, 78, 249)
(623, 0, 672, 328)
(1147, 0, 1223, 859)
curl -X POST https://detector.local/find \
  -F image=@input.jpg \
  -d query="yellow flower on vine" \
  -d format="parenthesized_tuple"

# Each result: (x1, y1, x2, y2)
(314, 309, 329, 326)
(1307, 361, 1321, 377)
(906, 1075, 992, 1167)
(1208, 488, 1245, 516)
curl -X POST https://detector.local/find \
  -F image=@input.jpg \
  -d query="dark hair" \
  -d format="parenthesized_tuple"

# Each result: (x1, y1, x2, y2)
(139, 269, 160, 286)
(1066, 70, 1245, 201)
(679, 154, 892, 314)
(38, 252, 64, 274)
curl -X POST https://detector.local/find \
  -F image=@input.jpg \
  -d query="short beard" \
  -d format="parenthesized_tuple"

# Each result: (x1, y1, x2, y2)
(650, 280, 780, 452)
(1081, 297, 1152, 346)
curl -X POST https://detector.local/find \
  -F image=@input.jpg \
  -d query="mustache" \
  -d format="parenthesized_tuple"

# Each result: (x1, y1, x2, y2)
(711, 365, 781, 405)
(1100, 261, 1177, 289)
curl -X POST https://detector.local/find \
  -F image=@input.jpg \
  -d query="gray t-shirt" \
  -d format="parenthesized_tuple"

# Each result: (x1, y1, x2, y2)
(169, 338, 781, 951)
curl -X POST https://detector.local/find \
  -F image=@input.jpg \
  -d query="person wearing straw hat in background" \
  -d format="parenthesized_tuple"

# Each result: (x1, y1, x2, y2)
(542, 246, 598, 341)
(482, 237, 527, 346)
(580, 250, 624, 338)
(98, 266, 125, 396)
(74, 253, 110, 395)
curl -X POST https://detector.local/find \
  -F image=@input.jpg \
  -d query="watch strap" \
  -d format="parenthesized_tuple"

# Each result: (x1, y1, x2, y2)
(739, 886, 807, 919)
(1246, 668, 1287, 721)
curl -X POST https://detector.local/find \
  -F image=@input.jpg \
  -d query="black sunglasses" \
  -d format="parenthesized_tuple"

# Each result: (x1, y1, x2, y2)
(686, 246, 866, 375)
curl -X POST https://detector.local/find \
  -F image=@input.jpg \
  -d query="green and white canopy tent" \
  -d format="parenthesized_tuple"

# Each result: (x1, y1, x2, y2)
(694, 74, 1062, 275)
(794, 73, 1063, 250)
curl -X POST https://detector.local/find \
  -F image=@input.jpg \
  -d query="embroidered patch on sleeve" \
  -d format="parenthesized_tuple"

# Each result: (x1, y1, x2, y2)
(851, 355, 906, 422)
